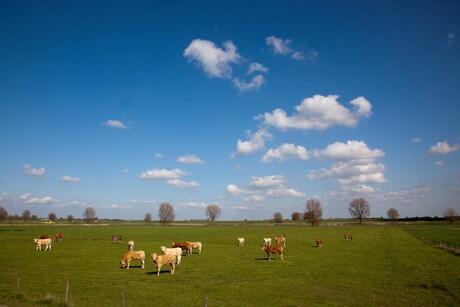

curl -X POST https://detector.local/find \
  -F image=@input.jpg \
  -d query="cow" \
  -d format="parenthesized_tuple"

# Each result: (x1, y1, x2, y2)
(316, 238, 323, 248)
(112, 235, 122, 243)
(262, 245, 284, 261)
(263, 238, 272, 246)
(275, 235, 286, 247)
(128, 240, 134, 252)
(237, 238, 245, 246)
(54, 233, 63, 242)
(344, 234, 353, 241)
(34, 238, 52, 251)
(171, 241, 192, 255)
(39, 235, 51, 240)
(187, 241, 202, 254)
(161, 246, 182, 265)
(120, 251, 145, 269)
(151, 253, 176, 276)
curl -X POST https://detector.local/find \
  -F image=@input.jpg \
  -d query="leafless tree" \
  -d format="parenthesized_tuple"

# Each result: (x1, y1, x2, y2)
(305, 198, 323, 226)
(83, 207, 97, 223)
(0, 206, 8, 221)
(144, 212, 152, 222)
(443, 207, 458, 224)
(158, 203, 175, 225)
(48, 212, 57, 221)
(349, 198, 370, 223)
(22, 209, 31, 221)
(387, 208, 399, 221)
(273, 212, 283, 223)
(67, 215, 74, 222)
(205, 204, 221, 222)
(291, 212, 301, 220)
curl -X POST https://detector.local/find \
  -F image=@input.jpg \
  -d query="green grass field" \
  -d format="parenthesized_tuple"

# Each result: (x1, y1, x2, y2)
(0, 223, 459, 306)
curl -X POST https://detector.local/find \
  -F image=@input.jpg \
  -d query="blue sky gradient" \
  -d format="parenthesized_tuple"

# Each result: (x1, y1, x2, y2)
(1, 1, 459, 220)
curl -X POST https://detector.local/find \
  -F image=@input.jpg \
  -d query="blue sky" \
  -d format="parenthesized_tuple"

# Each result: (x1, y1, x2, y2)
(1, 1, 459, 221)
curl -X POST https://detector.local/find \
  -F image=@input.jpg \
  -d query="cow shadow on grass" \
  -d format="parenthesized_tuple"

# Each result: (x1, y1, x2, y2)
(254, 257, 271, 261)
(146, 270, 173, 275)
(119, 265, 144, 269)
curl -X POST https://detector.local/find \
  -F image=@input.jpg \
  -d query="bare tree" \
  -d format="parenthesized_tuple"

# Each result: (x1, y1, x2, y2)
(349, 198, 370, 223)
(273, 212, 283, 223)
(48, 212, 57, 221)
(67, 215, 74, 222)
(291, 212, 301, 221)
(304, 198, 323, 226)
(144, 212, 152, 222)
(443, 207, 458, 224)
(158, 203, 175, 225)
(83, 207, 97, 223)
(0, 206, 8, 221)
(205, 204, 222, 222)
(22, 209, 31, 221)
(387, 208, 399, 221)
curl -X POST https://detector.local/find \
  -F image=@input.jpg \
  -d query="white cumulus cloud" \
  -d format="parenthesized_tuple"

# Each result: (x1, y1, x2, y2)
(23, 164, 46, 176)
(233, 75, 265, 92)
(140, 168, 187, 180)
(429, 141, 460, 155)
(177, 154, 205, 164)
(103, 119, 128, 129)
(261, 143, 309, 162)
(62, 176, 80, 183)
(233, 128, 272, 157)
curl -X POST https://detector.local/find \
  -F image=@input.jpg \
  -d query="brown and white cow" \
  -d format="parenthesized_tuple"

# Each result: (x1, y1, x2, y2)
(187, 241, 202, 254)
(262, 245, 284, 261)
(344, 234, 353, 241)
(274, 235, 286, 247)
(316, 238, 323, 248)
(120, 251, 145, 269)
(171, 241, 192, 255)
(112, 235, 123, 243)
(54, 233, 63, 242)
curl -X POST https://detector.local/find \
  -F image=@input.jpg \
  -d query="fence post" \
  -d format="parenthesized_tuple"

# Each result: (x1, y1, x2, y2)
(204, 296, 208, 307)
(17, 273, 20, 294)
(65, 280, 70, 305)
(121, 287, 125, 307)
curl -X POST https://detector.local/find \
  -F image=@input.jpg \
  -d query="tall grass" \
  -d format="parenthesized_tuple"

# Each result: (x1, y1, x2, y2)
(0, 224, 459, 306)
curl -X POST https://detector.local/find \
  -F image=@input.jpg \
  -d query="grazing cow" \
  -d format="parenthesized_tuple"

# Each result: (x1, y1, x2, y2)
(187, 241, 202, 254)
(237, 238, 245, 246)
(34, 238, 52, 251)
(171, 241, 192, 255)
(128, 240, 134, 252)
(120, 251, 145, 269)
(316, 238, 323, 248)
(275, 235, 286, 247)
(151, 253, 176, 276)
(161, 246, 182, 265)
(54, 233, 63, 242)
(112, 235, 123, 243)
(39, 235, 51, 240)
(263, 238, 272, 246)
(344, 234, 353, 241)
(262, 245, 284, 261)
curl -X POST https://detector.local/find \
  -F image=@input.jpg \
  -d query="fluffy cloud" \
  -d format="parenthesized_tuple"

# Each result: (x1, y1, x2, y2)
(308, 140, 387, 189)
(261, 143, 309, 162)
(177, 154, 205, 164)
(140, 168, 198, 188)
(259, 95, 372, 130)
(183, 39, 241, 79)
(233, 75, 265, 92)
(103, 120, 128, 129)
(61, 176, 80, 183)
(233, 128, 272, 157)
(23, 164, 46, 176)
(167, 179, 200, 188)
(429, 141, 460, 155)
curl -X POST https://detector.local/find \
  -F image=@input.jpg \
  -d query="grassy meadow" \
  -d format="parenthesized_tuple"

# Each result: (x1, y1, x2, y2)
(0, 222, 459, 306)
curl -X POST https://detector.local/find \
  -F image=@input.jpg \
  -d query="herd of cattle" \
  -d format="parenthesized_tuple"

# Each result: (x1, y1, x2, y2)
(33, 232, 354, 275)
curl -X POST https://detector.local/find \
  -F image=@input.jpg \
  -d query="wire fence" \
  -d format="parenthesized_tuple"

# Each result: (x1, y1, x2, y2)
(401, 227, 460, 256)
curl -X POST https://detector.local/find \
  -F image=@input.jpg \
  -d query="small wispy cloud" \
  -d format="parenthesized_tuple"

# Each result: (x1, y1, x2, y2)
(447, 32, 456, 45)
(177, 154, 205, 164)
(23, 163, 46, 176)
(103, 120, 128, 129)
(265, 35, 318, 61)
(61, 175, 80, 183)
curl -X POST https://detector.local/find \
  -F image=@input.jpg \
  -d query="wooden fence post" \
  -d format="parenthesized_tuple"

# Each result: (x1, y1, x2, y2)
(17, 273, 20, 294)
(204, 296, 208, 307)
(65, 280, 70, 305)
(121, 287, 125, 307)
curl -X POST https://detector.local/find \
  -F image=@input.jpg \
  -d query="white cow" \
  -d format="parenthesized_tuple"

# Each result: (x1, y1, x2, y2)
(161, 246, 182, 265)
(34, 238, 52, 251)
(128, 240, 134, 252)
(237, 238, 245, 246)
(263, 238, 272, 246)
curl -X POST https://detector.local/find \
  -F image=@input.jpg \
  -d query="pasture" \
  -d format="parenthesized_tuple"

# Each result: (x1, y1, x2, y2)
(0, 223, 459, 306)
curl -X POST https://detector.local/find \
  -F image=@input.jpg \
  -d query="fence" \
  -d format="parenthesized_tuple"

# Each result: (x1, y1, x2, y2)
(401, 227, 460, 256)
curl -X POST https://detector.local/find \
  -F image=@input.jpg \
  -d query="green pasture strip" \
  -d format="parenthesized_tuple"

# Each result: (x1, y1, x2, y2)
(401, 224, 460, 246)
(0, 224, 459, 306)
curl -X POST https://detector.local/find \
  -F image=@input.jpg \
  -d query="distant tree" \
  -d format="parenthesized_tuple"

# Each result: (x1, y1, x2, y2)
(443, 207, 458, 224)
(349, 198, 370, 223)
(83, 207, 97, 223)
(67, 215, 74, 222)
(387, 208, 399, 221)
(48, 212, 57, 221)
(22, 209, 31, 221)
(0, 206, 8, 221)
(31, 214, 38, 220)
(273, 212, 283, 223)
(144, 213, 152, 222)
(291, 212, 301, 221)
(205, 204, 222, 222)
(304, 198, 323, 226)
(158, 203, 175, 225)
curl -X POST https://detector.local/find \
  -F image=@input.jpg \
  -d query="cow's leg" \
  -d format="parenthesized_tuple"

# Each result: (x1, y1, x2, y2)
(177, 255, 181, 265)
(141, 259, 145, 269)
(126, 260, 130, 269)
(157, 264, 161, 276)
(171, 262, 175, 274)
